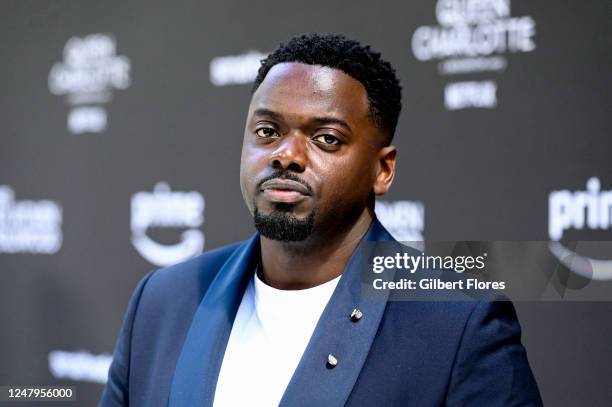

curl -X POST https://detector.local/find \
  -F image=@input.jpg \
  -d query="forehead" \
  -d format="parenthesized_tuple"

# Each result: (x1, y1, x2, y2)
(249, 62, 371, 124)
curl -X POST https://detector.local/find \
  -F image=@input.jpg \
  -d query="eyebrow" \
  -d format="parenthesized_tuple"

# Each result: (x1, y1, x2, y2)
(253, 108, 283, 120)
(252, 108, 352, 132)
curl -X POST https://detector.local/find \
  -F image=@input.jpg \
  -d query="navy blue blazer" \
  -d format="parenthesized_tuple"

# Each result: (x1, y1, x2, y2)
(100, 218, 542, 406)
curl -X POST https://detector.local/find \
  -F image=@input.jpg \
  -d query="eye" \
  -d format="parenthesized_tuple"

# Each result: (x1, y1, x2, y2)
(313, 134, 340, 145)
(255, 128, 279, 138)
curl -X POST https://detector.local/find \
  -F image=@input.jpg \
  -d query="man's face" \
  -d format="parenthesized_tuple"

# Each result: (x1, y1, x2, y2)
(240, 62, 391, 242)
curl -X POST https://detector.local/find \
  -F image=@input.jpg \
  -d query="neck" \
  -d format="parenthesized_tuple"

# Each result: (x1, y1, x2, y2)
(259, 208, 374, 290)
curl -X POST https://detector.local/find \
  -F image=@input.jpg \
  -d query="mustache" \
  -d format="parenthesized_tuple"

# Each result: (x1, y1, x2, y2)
(256, 171, 313, 195)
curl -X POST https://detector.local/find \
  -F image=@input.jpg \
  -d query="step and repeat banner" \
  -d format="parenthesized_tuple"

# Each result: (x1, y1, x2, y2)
(1, 0, 611, 405)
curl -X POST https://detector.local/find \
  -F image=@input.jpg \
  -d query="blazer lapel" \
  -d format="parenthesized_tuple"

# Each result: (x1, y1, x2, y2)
(168, 234, 260, 407)
(279, 218, 399, 407)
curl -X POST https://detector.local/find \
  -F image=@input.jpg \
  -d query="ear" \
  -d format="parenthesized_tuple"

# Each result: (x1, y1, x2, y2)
(373, 145, 397, 196)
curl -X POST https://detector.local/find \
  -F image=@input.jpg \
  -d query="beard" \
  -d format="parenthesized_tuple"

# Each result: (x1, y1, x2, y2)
(253, 203, 315, 242)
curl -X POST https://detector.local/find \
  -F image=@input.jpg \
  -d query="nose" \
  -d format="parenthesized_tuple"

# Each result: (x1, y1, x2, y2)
(268, 133, 308, 172)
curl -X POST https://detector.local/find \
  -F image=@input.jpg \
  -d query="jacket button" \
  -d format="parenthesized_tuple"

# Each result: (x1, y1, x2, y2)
(327, 354, 338, 369)
(350, 308, 363, 322)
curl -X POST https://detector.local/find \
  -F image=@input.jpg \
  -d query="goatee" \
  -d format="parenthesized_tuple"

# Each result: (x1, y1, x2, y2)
(254, 205, 315, 242)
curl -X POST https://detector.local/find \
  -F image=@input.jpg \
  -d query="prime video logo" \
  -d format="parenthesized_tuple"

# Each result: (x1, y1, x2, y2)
(131, 182, 205, 267)
(549, 177, 611, 240)
(548, 177, 612, 281)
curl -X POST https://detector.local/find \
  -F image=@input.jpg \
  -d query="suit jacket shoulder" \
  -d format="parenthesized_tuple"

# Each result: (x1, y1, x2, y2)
(141, 241, 243, 312)
(100, 241, 244, 407)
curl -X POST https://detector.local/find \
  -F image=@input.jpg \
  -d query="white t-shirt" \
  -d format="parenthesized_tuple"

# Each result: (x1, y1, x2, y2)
(213, 270, 341, 407)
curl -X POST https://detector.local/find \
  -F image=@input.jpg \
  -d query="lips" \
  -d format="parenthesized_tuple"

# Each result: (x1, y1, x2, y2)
(260, 178, 311, 203)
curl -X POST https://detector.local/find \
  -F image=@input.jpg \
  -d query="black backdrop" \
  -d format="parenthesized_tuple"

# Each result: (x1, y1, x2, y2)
(1, 1, 611, 405)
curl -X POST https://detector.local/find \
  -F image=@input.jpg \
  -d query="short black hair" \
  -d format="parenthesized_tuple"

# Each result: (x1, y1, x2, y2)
(252, 33, 402, 144)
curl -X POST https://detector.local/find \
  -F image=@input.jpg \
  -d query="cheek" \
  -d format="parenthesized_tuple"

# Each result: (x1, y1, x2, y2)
(239, 144, 261, 202)
(240, 142, 264, 182)
(318, 158, 376, 205)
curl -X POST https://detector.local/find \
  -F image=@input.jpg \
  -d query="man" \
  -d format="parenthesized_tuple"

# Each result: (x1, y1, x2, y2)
(100, 33, 542, 406)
